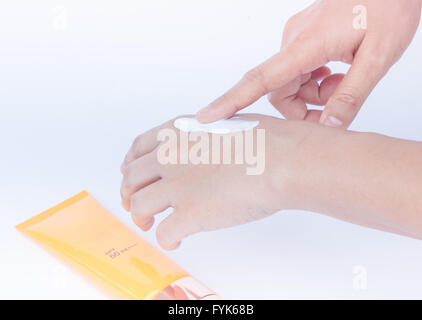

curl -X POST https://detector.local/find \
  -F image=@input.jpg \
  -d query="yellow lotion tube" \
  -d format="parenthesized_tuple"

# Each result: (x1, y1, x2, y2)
(16, 191, 218, 300)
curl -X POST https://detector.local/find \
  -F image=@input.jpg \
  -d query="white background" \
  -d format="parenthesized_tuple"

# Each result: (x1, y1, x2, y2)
(1, 0, 422, 299)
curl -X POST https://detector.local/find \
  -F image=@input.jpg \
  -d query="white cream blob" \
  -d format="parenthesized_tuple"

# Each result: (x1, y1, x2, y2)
(174, 117, 259, 134)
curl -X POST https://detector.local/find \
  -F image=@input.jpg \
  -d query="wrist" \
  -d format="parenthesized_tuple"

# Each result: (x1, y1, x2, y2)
(271, 121, 362, 212)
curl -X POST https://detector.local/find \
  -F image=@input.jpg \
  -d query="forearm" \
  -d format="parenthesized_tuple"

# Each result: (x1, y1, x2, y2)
(280, 125, 422, 239)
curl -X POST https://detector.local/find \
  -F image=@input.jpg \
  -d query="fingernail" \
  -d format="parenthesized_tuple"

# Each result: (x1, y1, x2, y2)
(121, 199, 130, 212)
(171, 241, 181, 250)
(321, 115, 343, 128)
(143, 218, 154, 230)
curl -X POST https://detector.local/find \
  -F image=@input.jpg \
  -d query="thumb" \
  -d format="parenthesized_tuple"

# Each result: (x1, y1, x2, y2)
(156, 210, 196, 250)
(320, 40, 390, 128)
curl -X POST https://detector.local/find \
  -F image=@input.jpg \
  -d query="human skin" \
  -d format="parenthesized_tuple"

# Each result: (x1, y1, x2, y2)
(196, 0, 421, 128)
(120, 114, 422, 250)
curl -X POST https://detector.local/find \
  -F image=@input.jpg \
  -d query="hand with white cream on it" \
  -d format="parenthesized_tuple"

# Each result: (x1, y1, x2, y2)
(120, 114, 288, 250)
(121, 115, 422, 250)
(196, 0, 421, 128)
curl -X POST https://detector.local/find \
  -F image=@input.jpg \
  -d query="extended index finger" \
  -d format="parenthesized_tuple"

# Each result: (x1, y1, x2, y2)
(196, 40, 325, 123)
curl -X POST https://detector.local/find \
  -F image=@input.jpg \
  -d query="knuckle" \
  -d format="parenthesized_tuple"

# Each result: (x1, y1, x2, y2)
(359, 41, 391, 70)
(120, 180, 131, 198)
(243, 66, 268, 94)
(121, 161, 131, 176)
(364, 51, 388, 70)
(286, 40, 314, 73)
(132, 134, 143, 148)
(121, 170, 136, 195)
(285, 16, 296, 29)
(284, 12, 302, 31)
(131, 132, 148, 153)
(283, 16, 301, 40)
(243, 66, 263, 83)
(293, 32, 312, 45)
(122, 161, 135, 178)
(332, 91, 360, 111)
